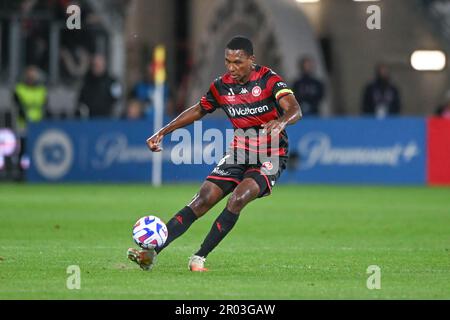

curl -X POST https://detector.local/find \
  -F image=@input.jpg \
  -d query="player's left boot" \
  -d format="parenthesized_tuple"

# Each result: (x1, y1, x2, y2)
(127, 248, 157, 271)
(188, 255, 208, 272)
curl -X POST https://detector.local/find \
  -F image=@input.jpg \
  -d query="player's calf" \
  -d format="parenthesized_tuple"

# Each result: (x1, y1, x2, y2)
(155, 206, 198, 254)
(194, 208, 240, 259)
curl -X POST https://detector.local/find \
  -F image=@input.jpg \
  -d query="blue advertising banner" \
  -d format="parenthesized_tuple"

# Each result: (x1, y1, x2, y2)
(28, 120, 153, 182)
(282, 117, 426, 185)
(27, 117, 426, 185)
(27, 119, 230, 183)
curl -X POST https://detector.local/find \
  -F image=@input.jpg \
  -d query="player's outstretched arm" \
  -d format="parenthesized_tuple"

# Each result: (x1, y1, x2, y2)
(146, 103, 205, 152)
(262, 94, 302, 135)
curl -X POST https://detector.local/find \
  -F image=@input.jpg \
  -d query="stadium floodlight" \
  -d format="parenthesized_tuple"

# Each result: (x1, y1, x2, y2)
(410, 50, 446, 71)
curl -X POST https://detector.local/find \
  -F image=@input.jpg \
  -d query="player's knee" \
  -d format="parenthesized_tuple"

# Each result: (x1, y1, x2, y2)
(191, 190, 217, 214)
(227, 193, 249, 213)
(197, 194, 212, 209)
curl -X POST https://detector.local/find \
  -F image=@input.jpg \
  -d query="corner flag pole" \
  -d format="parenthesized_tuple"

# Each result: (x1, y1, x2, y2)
(152, 45, 166, 187)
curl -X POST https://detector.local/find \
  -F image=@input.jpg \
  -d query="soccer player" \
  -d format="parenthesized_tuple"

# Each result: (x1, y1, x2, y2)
(127, 36, 302, 271)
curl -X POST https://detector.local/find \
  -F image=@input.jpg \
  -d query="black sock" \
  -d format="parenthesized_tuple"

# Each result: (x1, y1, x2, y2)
(195, 208, 239, 258)
(156, 206, 198, 253)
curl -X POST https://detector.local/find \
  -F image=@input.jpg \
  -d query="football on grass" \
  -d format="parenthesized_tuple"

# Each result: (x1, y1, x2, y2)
(132, 216, 168, 249)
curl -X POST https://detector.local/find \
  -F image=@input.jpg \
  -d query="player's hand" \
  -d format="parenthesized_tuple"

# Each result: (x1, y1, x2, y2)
(261, 120, 286, 135)
(146, 132, 164, 152)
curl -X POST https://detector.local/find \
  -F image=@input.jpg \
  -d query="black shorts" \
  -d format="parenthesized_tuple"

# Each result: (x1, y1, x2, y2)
(206, 153, 288, 198)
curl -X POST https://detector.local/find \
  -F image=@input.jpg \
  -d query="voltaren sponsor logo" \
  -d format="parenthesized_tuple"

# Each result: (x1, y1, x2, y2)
(228, 105, 269, 117)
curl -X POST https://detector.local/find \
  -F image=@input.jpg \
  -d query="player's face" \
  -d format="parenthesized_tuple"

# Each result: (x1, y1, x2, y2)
(225, 49, 255, 84)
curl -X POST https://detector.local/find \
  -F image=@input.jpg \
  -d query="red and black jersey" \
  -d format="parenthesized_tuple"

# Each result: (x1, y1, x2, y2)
(199, 65, 294, 157)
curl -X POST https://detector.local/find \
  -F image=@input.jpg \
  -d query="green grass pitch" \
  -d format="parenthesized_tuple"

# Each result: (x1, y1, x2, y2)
(0, 183, 449, 299)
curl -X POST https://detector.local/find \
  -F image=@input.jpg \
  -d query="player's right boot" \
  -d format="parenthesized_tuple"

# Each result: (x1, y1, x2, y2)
(188, 255, 208, 272)
(127, 248, 157, 271)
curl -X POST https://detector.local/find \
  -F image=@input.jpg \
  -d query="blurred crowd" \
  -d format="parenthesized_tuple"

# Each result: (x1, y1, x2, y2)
(2, 0, 450, 183)
(0, 0, 180, 121)
(3, 1, 450, 128)
(0, 0, 176, 180)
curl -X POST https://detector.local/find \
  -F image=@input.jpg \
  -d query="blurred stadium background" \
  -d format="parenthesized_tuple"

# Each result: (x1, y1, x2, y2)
(0, 0, 449, 184)
(1, 0, 450, 300)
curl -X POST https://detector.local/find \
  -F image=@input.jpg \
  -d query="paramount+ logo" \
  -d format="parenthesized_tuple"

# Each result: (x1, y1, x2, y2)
(227, 105, 269, 117)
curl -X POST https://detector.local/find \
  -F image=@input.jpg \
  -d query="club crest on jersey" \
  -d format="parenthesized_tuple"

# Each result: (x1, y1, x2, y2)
(262, 161, 273, 170)
(252, 86, 262, 97)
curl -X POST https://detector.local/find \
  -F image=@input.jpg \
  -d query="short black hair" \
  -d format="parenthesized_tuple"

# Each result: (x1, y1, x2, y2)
(226, 36, 254, 56)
